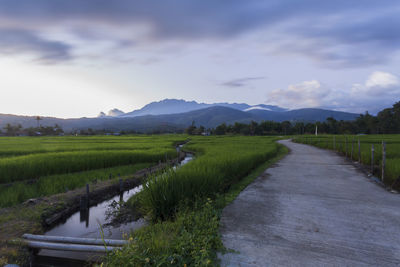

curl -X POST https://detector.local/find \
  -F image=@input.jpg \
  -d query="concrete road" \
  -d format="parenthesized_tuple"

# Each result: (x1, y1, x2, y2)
(219, 140, 400, 267)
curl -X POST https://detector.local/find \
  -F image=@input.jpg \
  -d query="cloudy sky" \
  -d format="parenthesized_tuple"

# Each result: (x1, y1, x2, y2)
(0, 0, 399, 118)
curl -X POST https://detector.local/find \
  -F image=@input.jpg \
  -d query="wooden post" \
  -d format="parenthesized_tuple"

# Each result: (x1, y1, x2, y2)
(358, 140, 361, 163)
(345, 137, 348, 157)
(86, 184, 89, 204)
(382, 141, 386, 182)
(79, 196, 87, 210)
(351, 139, 354, 160)
(333, 136, 336, 150)
(119, 178, 123, 192)
(165, 152, 167, 163)
(371, 144, 374, 174)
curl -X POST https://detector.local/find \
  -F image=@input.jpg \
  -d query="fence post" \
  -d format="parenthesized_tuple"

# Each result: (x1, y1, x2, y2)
(371, 144, 374, 174)
(333, 136, 336, 151)
(119, 178, 123, 193)
(345, 137, 348, 157)
(85, 184, 90, 208)
(351, 139, 354, 160)
(382, 141, 386, 183)
(358, 140, 361, 163)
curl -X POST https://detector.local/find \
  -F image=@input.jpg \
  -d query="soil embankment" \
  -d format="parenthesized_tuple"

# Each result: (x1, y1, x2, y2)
(220, 139, 400, 266)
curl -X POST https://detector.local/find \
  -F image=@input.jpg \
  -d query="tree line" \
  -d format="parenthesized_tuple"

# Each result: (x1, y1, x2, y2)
(188, 101, 400, 135)
(0, 124, 64, 136)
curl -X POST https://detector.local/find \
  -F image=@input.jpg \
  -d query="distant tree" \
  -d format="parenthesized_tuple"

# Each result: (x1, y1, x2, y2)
(281, 121, 291, 135)
(35, 116, 42, 128)
(3, 123, 22, 136)
(215, 123, 227, 135)
(185, 125, 197, 135)
(198, 125, 205, 133)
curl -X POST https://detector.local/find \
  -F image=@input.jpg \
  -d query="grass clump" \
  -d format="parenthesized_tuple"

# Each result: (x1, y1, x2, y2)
(104, 199, 223, 267)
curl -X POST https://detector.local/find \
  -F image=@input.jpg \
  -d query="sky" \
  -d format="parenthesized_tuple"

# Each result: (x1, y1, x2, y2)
(0, 0, 399, 118)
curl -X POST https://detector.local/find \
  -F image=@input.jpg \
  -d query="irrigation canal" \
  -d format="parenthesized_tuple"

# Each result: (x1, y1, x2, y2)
(32, 147, 194, 266)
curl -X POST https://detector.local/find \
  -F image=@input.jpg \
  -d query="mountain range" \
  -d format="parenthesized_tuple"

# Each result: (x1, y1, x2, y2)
(98, 99, 287, 118)
(0, 99, 359, 133)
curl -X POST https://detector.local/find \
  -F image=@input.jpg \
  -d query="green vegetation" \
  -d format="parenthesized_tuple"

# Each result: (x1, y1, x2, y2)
(0, 135, 181, 157)
(139, 136, 280, 221)
(0, 163, 150, 207)
(293, 134, 400, 186)
(105, 199, 223, 267)
(0, 150, 172, 183)
(105, 136, 286, 266)
(0, 134, 286, 265)
(0, 135, 186, 207)
(210, 101, 400, 136)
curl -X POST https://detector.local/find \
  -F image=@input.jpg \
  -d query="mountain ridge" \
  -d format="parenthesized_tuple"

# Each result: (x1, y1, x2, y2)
(113, 99, 287, 118)
(0, 104, 359, 133)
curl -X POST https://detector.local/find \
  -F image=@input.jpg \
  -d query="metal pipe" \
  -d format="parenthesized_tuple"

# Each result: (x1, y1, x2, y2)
(23, 234, 128, 246)
(24, 240, 118, 252)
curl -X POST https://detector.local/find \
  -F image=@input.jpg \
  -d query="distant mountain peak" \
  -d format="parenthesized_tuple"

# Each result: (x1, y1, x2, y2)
(107, 108, 124, 117)
(119, 98, 286, 118)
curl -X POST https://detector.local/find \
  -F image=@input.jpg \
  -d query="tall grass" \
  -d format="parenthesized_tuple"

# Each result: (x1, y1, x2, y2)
(138, 136, 280, 220)
(0, 135, 187, 207)
(0, 135, 185, 157)
(0, 163, 151, 208)
(0, 149, 175, 183)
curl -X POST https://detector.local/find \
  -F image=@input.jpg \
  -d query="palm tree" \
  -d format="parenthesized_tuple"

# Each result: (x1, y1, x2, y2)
(35, 116, 42, 128)
(3, 123, 12, 135)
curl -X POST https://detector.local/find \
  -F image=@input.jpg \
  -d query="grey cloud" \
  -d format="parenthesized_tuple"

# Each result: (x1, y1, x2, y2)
(0, 29, 72, 63)
(0, 1, 399, 66)
(221, 77, 266, 88)
(266, 73, 400, 114)
(282, 10, 400, 67)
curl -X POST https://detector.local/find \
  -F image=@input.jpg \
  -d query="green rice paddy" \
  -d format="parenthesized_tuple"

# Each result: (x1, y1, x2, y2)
(0, 135, 185, 207)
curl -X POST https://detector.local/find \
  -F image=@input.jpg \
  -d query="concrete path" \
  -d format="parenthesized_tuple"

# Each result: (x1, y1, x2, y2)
(219, 140, 400, 267)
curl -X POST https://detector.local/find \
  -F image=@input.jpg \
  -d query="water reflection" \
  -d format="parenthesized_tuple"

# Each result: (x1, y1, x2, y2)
(39, 152, 194, 260)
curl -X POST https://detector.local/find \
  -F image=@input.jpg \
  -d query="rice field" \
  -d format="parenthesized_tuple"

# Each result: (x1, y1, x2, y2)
(293, 134, 400, 186)
(0, 135, 282, 210)
(138, 136, 282, 220)
(0, 135, 186, 207)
